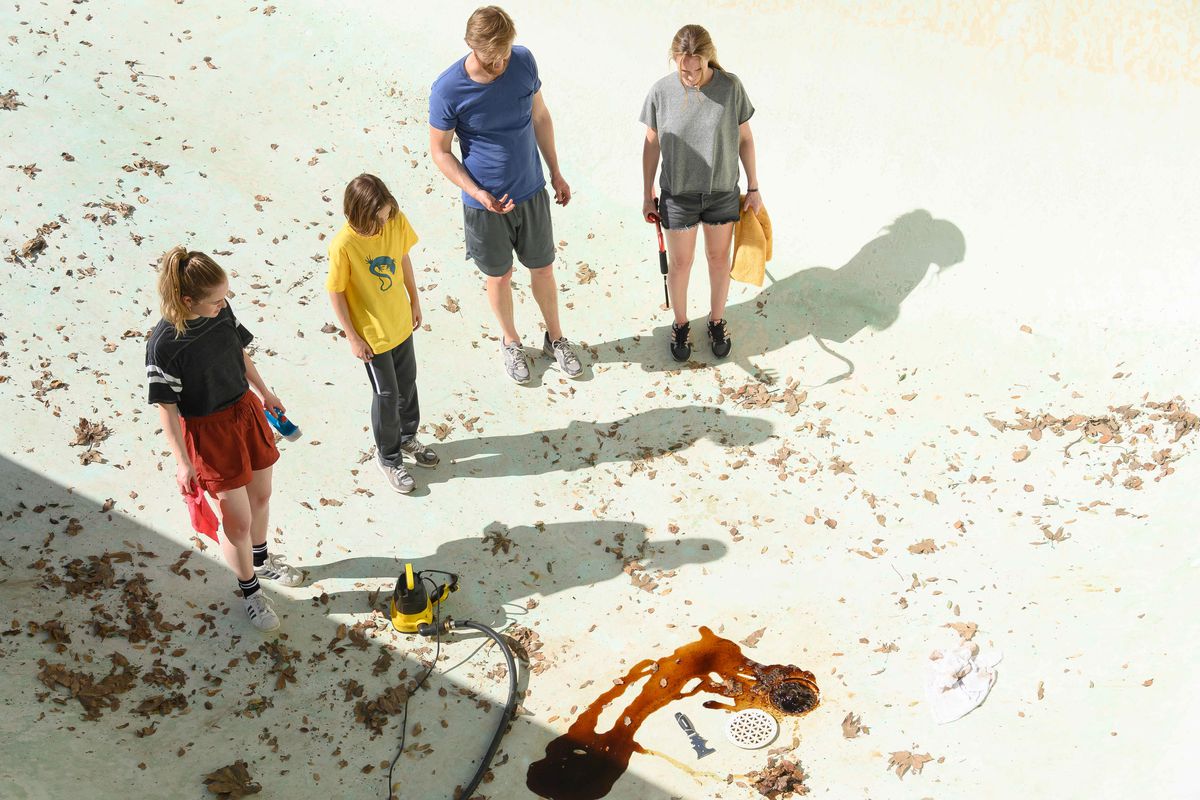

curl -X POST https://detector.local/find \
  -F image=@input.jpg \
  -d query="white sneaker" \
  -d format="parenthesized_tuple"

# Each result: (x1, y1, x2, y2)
(254, 553, 306, 587)
(501, 339, 531, 384)
(243, 592, 280, 631)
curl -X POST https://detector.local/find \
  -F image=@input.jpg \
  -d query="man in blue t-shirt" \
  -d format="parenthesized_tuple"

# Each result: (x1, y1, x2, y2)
(429, 5, 582, 383)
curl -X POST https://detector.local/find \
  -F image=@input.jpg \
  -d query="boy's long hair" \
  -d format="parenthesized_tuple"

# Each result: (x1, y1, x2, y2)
(344, 173, 399, 237)
(157, 246, 226, 335)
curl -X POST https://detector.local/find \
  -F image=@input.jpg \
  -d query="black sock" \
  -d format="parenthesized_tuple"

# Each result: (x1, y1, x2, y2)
(238, 575, 261, 598)
(252, 543, 268, 568)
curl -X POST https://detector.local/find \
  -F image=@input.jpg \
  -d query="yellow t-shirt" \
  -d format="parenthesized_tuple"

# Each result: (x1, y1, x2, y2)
(326, 212, 418, 354)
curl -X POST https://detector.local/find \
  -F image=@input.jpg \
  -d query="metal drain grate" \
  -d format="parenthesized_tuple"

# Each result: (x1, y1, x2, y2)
(724, 709, 779, 749)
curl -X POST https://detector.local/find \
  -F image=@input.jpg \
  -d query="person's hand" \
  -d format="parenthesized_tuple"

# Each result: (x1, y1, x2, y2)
(472, 188, 515, 214)
(411, 299, 423, 330)
(176, 461, 198, 495)
(643, 196, 659, 223)
(261, 391, 285, 415)
(742, 190, 764, 214)
(349, 335, 374, 362)
(551, 172, 571, 206)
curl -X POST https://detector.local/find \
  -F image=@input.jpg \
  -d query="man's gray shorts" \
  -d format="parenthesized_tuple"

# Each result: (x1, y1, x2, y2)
(463, 188, 556, 277)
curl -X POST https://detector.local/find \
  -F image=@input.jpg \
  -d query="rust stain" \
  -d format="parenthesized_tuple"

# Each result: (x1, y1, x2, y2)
(526, 625, 819, 800)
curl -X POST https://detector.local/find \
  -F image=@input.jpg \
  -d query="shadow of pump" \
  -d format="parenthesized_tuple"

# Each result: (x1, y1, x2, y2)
(417, 404, 774, 487)
(0, 455, 691, 799)
(307, 520, 729, 621)
(592, 209, 966, 384)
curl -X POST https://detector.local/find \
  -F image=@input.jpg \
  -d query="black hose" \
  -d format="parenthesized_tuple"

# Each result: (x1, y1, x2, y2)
(453, 620, 518, 800)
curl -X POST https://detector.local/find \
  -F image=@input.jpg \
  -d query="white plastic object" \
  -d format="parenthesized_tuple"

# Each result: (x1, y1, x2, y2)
(724, 708, 779, 749)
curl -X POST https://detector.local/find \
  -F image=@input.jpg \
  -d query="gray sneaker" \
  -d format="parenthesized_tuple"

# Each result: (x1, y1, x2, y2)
(400, 436, 439, 468)
(501, 339, 531, 384)
(377, 456, 415, 494)
(543, 333, 582, 378)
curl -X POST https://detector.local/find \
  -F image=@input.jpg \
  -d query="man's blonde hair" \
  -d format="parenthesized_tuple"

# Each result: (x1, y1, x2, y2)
(465, 6, 516, 61)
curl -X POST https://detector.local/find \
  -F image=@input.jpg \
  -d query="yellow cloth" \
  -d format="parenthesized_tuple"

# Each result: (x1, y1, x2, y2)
(326, 211, 419, 353)
(731, 198, 772, 287)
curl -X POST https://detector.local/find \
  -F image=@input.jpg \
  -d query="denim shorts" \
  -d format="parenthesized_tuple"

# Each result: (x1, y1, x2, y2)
(462, 189, 556, 277)
(658, 189, 741, 230)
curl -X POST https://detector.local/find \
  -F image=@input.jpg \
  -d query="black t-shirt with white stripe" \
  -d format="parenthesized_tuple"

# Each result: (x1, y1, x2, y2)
(146, 305, 253, 418)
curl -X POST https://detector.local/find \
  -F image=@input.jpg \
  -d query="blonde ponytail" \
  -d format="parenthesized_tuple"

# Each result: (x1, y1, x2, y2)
(157, 246, 226, 335)
(669, 24, 723, 73)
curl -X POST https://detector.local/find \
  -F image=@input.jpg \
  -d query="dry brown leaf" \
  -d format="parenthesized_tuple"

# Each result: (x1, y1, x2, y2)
(907, 539, 938, 555)
(203, 760, 261, 798)
(740, 627, 766, 648)
(72, 418, 112, 447)
(887, 750, 933, 780)
(842, 712, 869, 738)
(943, 622, 977, 641)
(575, 263, 597, 284)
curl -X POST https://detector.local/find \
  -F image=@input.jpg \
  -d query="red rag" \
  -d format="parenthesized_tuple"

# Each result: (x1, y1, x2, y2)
(185, 487, 219, 541)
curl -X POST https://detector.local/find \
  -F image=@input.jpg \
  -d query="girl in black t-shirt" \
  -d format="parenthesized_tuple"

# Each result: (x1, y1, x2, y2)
(147, 246, 303, 632)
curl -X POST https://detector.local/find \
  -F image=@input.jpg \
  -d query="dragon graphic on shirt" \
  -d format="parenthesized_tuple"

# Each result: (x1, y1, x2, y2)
(367, 255, 397, 291)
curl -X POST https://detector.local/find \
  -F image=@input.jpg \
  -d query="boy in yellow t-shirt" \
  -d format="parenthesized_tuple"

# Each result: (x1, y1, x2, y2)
(327, 173, 438, 495)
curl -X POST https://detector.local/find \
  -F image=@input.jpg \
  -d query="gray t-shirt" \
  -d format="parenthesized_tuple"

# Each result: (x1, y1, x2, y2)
(640, 69, 754, 194)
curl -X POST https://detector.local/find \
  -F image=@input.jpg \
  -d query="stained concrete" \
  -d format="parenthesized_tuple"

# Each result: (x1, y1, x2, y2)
(1, 1, 1198, 798)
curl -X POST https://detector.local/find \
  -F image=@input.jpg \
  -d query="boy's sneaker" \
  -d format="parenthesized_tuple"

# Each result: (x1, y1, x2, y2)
(670, 321, 692, 362)
(254, 554, 306, 588)
(707, 318, 732, 359)
(400, 436, 439, 468)
(377, 456, 415, 494)
(243, 592, 280, 632)
(543, 333, 582, 378)
(500, 339, 531, 384)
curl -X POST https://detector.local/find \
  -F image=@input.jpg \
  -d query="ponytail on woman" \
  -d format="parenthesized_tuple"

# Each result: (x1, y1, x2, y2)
(157, 246, 226, 335)
(669, 24, 723, 73)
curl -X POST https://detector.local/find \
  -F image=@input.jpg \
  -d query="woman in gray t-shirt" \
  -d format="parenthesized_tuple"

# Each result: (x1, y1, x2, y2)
(640, 24, 761, 363)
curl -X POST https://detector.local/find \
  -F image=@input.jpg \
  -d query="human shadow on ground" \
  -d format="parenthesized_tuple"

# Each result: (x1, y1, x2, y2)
(0, 455, 690, 799)
(305, 519, 728, 620)
(588, 209, 966, 385)
(412, 404, 774, 490)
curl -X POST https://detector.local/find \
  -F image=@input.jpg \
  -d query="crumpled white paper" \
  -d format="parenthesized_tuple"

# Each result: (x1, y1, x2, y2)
(926, 641, 1002, 724)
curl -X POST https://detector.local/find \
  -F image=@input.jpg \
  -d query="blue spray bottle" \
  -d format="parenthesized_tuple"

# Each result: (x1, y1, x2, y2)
(264, 407, 302, 441)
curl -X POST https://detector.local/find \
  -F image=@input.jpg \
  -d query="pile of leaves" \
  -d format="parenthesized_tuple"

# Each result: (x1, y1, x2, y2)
(991, 397, 1197, 489)
(504, 624, 550, 675)
(36, 653, 139, 720)
(746, 755, 810, 797)
(721, 380, 808, 416)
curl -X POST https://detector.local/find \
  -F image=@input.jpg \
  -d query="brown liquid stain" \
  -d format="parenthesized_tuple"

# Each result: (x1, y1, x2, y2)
(526, 626, 819, 800)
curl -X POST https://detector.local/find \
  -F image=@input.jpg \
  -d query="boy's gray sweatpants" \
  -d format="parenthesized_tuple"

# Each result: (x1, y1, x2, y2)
(364, 337, 419, 468)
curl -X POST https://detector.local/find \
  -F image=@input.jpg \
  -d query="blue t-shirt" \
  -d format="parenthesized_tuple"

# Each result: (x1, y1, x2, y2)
(429, 45, 545, 210)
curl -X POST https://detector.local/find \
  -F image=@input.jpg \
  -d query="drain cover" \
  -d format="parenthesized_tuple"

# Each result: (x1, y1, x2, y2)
(724, 709, 779, 749)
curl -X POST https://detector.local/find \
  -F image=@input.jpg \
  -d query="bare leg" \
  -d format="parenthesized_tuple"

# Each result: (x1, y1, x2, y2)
(485, 269, 521, 345)
(664, 227, 699, 326)
(244, 466, 273, 549)
(529, 263, 564, 341)
(215, 486, 254, 581)
(702, 222, 735, 322)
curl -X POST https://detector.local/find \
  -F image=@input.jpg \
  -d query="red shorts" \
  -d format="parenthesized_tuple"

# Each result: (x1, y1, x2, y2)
(181, 391, 280, 496)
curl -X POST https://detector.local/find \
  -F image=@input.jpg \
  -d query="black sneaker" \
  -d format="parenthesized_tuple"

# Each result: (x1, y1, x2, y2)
(707, 318, 731, 359)
(670, 321, 692, 362)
